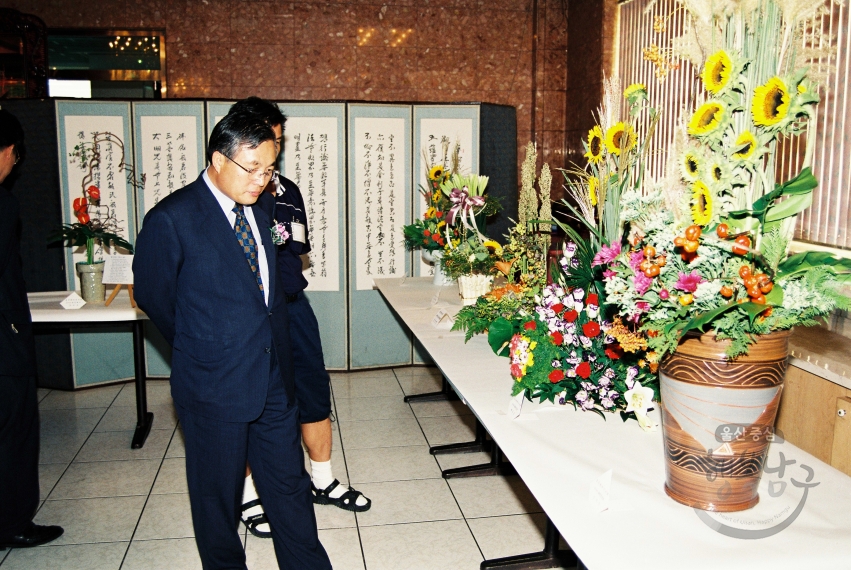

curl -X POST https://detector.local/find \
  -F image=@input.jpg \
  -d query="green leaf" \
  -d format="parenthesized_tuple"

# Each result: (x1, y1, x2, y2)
(777, 252, 851, 280)
(764, 192, 812, 222)
(681, 303, 739, 333)
(487, 317, 515, 357)
(766, 283, 784, 305)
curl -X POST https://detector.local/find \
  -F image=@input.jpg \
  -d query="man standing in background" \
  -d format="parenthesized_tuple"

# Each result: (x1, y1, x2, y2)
(0, 108, 64, 550)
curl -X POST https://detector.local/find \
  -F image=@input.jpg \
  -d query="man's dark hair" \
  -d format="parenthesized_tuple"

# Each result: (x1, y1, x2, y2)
(206, 110, 274, 163)
(229, 96, 287, 130)
(0, 108, 25, 163)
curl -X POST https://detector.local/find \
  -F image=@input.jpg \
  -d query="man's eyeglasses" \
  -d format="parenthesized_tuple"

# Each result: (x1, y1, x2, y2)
(223, 154, 277, 183)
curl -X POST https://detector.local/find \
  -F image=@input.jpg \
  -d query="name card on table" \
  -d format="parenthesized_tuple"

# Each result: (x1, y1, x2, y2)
(431, 308, 455, 329)
(588, 469, 613, 512)
(103, 254, 134, 284)
(507, 391, 524, 419)
(61, 292, 86, 310)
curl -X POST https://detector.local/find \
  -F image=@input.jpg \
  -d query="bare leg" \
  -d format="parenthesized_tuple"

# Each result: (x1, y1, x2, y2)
(301, 418, 332, 462)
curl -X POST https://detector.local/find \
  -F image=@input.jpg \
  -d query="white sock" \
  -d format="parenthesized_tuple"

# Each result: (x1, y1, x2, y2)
(310, 459, 368, 507)
(241, 473, 270, 533)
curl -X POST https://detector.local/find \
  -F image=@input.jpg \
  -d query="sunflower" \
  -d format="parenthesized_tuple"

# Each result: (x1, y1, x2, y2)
(687, 101, 726, 137)
(588, 176, 598, 207)
(624, 83, 647, 98)
(752, 77, 790, 127)
(428, 165, 445, 181)
(604, 122, 637, 156)
(483, 240, 503, 255)
(690, 181, 713, 226)
(701, 50, 733, 95)
(679, 150, 700, 182)
(584, 126, 605, 164)
(732, 130, 757, 160)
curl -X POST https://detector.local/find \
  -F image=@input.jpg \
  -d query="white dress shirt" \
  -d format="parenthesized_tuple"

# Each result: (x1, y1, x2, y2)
(203, 168, 270, 306)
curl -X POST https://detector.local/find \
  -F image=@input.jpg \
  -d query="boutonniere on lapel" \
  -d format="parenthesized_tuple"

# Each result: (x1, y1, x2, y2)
(270, 220, 290, 245)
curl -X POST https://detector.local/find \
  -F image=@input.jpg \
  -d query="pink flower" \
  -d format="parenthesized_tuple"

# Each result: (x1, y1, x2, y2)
(629, 251, 644, 271)
(603, 269, 616, 279)
(633, 272, 652, 295)
(659, 289, 670, 300)
(674, 271, 704, 293)
(592, 242, 622, 267)
(636, 301, 650, 313)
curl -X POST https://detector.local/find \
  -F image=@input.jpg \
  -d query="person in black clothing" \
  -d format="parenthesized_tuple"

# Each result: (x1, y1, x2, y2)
(0, 108, 64, 550)
(230, 98, 371, 539)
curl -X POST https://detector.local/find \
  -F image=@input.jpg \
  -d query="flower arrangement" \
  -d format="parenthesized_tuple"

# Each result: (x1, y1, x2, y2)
(48, 132, 139, 261)
(508, 282, 659, 429)
(603, 0, 851, 359)
(403, 143, 462, 252)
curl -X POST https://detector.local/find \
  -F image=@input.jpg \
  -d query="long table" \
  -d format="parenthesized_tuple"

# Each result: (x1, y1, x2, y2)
(28, 290, 154, 449)
(375, 277, 851, 570)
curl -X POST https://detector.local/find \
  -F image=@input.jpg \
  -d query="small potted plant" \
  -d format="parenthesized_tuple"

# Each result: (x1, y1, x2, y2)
(48, 132, 139, 302)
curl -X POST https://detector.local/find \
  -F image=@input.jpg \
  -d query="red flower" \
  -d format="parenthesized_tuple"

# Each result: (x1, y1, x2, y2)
(576, 362, 591, 379)
(548, 369, 565, 383)
(605, 344, 623, 360)
(551, 303, 564, 313)
(423, 229, 431, 236)
(586, 293, 599, 306)
(550, 331, 564, 345)
(86, 185, 100, 201)
(73, 197, 88, 213)
(582, 321, 601, 338)
(436, 211, 443, 218)
(523, 320, 536, 330)
(564, 310, 578, 322)
(76, 211, 90, 224)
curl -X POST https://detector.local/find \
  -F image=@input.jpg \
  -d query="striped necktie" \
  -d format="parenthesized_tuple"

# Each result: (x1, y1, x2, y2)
(232, 203, 264, 293)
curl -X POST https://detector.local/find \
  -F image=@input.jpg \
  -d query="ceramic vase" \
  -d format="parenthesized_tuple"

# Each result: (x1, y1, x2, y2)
(77, 260, 106, 303)
(456, 274, 493, 305)
(659, 330, 791, 512)
(422, 249, 454, 286)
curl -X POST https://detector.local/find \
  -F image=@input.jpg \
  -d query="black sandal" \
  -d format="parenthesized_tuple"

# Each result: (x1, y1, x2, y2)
(311, 479, 372, 512)
(241, 499, 272, 538)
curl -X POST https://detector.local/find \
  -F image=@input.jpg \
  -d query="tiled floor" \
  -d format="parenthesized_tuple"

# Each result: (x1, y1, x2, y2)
(1, 367, 572, 570)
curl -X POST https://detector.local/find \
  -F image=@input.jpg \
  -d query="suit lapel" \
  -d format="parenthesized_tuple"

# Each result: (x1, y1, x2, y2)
(191, 178, 266, 305)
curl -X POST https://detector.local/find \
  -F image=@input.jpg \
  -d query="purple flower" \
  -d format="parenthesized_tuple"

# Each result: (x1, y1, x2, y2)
(592, 242, 622, 267)
(575, 390, 589, 403)
(626, 366, 639, 388)
(551, 359, 562, 368)
(564, 241, 577, 258)
(601, 397, 615, 409)
(675, 270, 704, 293)
(579, 398, 595, 410)
(572, 288, 585, 300)
(633, 272, 653, 295)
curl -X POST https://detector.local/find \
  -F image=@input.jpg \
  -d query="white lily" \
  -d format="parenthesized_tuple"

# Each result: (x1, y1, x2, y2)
(625, 381, 657, 432)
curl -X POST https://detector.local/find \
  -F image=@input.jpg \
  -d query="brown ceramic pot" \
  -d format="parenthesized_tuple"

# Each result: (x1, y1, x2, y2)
(659, 330, 790, 512)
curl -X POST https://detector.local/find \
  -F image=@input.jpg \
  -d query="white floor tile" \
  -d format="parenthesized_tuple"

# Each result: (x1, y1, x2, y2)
(448, 475, 543, 518)
(339, 417, 427, 449)
(74, 429, 171, 462)
(334, 395, 414, 421)
(39, 463, 68, 501)
(345, 445, 443, 483)
(134, 493, 195, 540)
(95, 404, 178, 432)
(113, 381, 173, 407)
(355, 478, 462, 526)
(359, 519, 482, 570)
(418, 413, 477, 446)
(121, 537, 202, 570)
(38, 431, 91, 465)
(396, 373, 444, 396)
(39, 407, 107, 435)
(38, 384, 122, 410)
(410, 398, 474, 418)
(151, 457, 188, 495)
(33, 496, 146, 545)
(330, 375, 404, 400)
(48, 459, 161, 500)
(0, 542, 128, 570)
(318, 527, 365, 570)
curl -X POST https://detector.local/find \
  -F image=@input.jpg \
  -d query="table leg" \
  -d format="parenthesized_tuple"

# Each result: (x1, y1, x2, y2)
(131, 320, 154, 449)
(430, 418, 491, 455)
(442, 441, 515, 479)
(480, 517, 577, 570)
(404, 376, 456, 403)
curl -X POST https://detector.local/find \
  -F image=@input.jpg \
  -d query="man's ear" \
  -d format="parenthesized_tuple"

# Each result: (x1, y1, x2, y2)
(211, 151, 225, 174)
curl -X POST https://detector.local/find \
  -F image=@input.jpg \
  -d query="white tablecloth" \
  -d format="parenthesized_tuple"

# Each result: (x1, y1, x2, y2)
(375, 277, 851, 570)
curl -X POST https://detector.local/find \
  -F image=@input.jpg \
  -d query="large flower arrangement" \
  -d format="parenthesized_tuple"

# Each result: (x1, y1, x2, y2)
(604, 0, 851, 359)
(402, 157, 458, 252)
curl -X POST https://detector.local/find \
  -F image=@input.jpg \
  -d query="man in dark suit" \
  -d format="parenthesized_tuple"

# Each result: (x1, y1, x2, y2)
(133, 110, 331, 569)
(0, 108, 64, 550)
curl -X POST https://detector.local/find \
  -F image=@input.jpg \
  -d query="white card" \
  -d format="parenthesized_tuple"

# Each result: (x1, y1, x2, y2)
(507, 392, 525, 419)
(588, 469, 613, 512)
(103, 254, 134, 284)
(431, 308, 454, 329)
(430, 290, 441, 307)
(60, 292, 86, 310)
(291, 222, 306, 243)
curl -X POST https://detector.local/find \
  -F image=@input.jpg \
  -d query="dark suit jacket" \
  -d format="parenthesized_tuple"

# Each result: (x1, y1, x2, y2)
(0, 186, 36, 377)
(133, 173, 296, 422)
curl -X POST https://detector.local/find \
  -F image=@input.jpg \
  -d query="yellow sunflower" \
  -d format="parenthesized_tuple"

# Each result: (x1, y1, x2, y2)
(680, 151, 700, 182)
(588, 176, 598, 207)
(690, 181, 713, 226)
(424, 206, 436, 219)
(732, 130, 757, 160)
(584, 126, 605, 164)
(428, 165, 445, 181)
(688, 101, 726, 137)
(701, 50, 733, 94)
(604, 122, 637, 156)
(624, 83, 647, 99)
(483, 240, 503, 255)
(752, 77, 790, 127)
